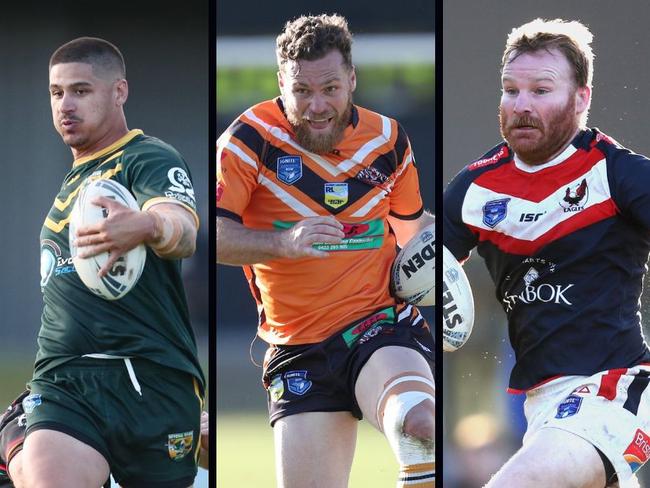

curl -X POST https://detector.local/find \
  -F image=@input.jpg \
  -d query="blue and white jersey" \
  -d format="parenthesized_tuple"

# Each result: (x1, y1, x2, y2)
(444, 128, 650, 391)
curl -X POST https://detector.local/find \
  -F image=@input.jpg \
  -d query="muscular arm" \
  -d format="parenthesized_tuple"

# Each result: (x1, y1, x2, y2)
(217, 216, 344, 266)
(75, 198, 197, 275)
(146, 203, 197, 259)
(388, 210, 435, 248)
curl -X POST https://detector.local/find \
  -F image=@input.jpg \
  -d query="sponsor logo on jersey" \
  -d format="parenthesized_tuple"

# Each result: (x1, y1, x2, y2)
(40, 239, 75, 288)
(523, 267, 540, 285)
(624, 429, 650, 472)
(358, 325, 386, 345)
(356, 166, 389, 187)
(572, 385, 591, 395)
(324, 183, 349, 209)
(274, 219, 384, 251)
(342, 222, 370, 238)
(167, 167, 195, 201)
(555, 394, 582, 418)
(482, 198, 510, 228)
(285, 371, 312, 396)
(519, 212, 545, 223)
(22, 394, 42, 414)
(276, 155, 303, 185)
(502, 282, 575, 311)
(559, 178, 588, 212)
(342, 307, 395, 347)
(468, 146, 508, 171)
(268, 374, 284, 402)
(166, 431, 194, 461)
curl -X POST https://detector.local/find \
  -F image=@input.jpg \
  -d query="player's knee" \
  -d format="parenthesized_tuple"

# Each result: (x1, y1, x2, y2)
(402, 398, 435, 443)
(382, 391, 435, 463)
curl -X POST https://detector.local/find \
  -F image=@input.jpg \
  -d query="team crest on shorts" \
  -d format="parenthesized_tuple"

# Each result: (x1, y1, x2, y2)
(555, 394, 582, 419)
(166, 431, 194, 461)
(624, 429, 650, 472)
(285, 370, 312, 396)
(324, 183, 349, 209)
(269, 374, 285, 402)
(22, 394, 42, 414)
(482, 198, 510, 228)
(276, 156, 303, 185)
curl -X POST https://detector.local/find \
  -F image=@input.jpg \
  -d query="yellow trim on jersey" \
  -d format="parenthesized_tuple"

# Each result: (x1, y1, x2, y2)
(44, 215, 71, 233)
(192, 377, 205, 464)
(72, 129, 143, 168)
(99, 150, 124, 167)
(142, 197, 200, 228)
(54, 164, 124, 211)
(66, 174, 81, 187)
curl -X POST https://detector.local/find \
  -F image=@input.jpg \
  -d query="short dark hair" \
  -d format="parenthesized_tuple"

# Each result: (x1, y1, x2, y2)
(50, 37, 126, 79)
(502, 18, 594, 89)
(276, 14, 353, 70)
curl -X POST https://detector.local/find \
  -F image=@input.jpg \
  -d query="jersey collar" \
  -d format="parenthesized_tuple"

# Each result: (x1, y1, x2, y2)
(512, 130, 585, 173)
(72, 129, 144, 168)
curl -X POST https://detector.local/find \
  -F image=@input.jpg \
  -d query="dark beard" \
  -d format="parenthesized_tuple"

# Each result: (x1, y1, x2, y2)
(500, 96, 579, 166)
(288, 102, 352, 154)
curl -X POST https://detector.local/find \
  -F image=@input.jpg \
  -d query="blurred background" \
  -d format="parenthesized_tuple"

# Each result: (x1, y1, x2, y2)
(443, 1, 650, 487)
(0, 2, 208, 485)
(216, 1, 434, 486)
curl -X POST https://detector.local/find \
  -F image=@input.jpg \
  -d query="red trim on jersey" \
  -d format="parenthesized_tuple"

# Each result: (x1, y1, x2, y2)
(475, 148, 605, 202)
(468, 146, 510, 171)
(470, 199, 618, 255)
(507, 374, 563, 394)
(597, 368, 627, 400)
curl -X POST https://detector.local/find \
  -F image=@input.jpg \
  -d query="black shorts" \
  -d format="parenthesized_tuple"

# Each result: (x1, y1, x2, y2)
(262, 304, 435, 426)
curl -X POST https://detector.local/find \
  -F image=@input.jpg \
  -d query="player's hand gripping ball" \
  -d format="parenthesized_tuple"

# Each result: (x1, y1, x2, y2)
(69, 179, 147, 300)
(442, 245, 474, 351)
(391, 224, 435, 306)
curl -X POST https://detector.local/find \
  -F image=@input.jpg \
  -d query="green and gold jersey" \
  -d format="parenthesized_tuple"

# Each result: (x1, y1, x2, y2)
(36, 129, 204, 388)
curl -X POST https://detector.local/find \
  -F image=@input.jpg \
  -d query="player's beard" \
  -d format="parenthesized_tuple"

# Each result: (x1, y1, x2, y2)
(287, 97, 353, 154)
(500, 95, 579, 166)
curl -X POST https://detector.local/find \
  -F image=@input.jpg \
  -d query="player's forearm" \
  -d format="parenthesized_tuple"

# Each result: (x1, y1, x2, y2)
(146, 205, 197, 259)
(389, 210, 435, 248)
(217, 217, 286, 265)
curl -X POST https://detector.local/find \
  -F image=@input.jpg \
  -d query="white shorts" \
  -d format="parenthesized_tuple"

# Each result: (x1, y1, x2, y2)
(523, 365, 650, 487)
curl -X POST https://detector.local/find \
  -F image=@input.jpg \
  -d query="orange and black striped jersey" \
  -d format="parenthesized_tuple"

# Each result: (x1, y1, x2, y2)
(217, 98, 424, 345)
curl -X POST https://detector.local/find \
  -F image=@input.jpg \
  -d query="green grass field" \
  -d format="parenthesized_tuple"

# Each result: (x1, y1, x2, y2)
(217, 412, 398, 487)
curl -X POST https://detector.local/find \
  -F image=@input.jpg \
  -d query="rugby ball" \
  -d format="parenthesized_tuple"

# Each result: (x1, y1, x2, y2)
(442, 245, 474, 352)
(69, 179, 146, 300)
(391, 224, 435, 306)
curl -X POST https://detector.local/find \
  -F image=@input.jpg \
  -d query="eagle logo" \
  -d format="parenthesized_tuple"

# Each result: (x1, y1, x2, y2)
(560, 179, 588, 211)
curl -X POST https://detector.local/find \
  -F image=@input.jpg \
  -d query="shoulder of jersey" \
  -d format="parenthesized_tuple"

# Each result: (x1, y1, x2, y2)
(466, 142, 512, 172)
(121, 134, 182, 163)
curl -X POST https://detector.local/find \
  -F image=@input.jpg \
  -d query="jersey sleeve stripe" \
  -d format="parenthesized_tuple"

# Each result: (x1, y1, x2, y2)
(142, 197, 200, 227)
(389, 206, 424, 220)
(216, 207, 243, 223)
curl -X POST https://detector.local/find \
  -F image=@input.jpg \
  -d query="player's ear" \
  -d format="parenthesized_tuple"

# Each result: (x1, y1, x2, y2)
(115, 79, 128, 107)
(575, 85, 590, 116)
(349, 65, 357, 92)
(277, 70, 285, 92)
